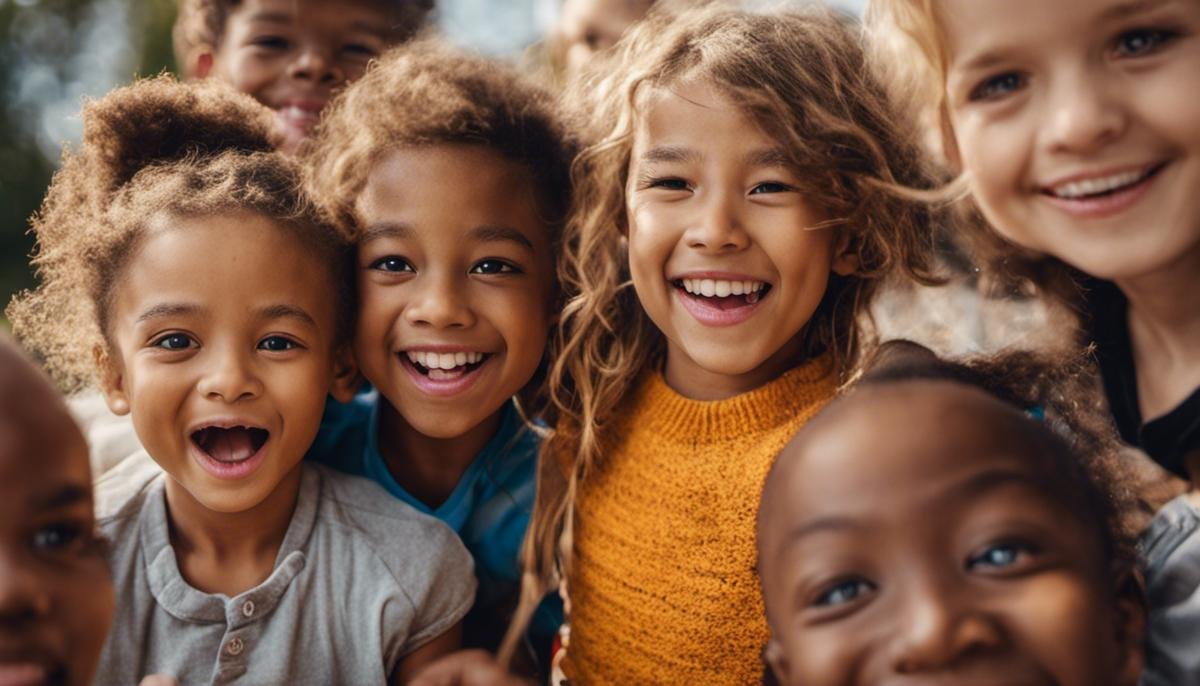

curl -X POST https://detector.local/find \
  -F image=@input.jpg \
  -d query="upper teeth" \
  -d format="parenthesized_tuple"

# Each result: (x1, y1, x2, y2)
(680, 278, 765, 297)
(1051, 169, 1148, 199)
(405, 351, 485, 369)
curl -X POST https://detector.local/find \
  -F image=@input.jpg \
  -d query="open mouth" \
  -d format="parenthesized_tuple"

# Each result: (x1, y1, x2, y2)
(1043, 163, 1165, 200)
(190, 425, 270, 464)
(403, 350, 491, 381)
(673, 277, 771, 309)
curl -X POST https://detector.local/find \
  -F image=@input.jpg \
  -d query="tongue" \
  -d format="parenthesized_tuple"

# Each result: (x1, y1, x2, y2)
(428, 367, 467, 381)
(206, 429, 258, 463)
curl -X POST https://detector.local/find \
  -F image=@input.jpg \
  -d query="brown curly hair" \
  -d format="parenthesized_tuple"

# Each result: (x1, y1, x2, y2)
(304, 37, 574, 242)
(500, 2, 944, 662)
(7, 75, 355, 393)
(172, 0, 435, 76)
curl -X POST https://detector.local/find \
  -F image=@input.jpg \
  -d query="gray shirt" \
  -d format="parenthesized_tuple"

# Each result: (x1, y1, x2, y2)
(94, 455, 476, 685)
(1141, 494, 1200, 686)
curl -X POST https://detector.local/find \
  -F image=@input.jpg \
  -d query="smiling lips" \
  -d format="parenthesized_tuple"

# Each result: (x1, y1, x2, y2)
(673, 276, 771, 326)
(0, 661, 54, 686)
(401, 349, 492, 397)
(1040, 162, 1165, 218)
(189, 425, 270, 480)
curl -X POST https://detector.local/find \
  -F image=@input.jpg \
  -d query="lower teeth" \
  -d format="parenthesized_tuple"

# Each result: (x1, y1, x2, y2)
(746, 291, 760, 304)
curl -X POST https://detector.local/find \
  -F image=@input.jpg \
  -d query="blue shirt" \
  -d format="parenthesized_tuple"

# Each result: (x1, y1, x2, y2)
(306, 391, 562, 650)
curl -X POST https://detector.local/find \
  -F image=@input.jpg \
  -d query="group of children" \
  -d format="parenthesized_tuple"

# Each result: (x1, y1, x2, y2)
(1, 0, 1196, 684)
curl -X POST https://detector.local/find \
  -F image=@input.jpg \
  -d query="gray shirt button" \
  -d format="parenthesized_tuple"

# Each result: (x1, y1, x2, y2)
(226, 637, 245, 656)
(242, 600, 255, 617)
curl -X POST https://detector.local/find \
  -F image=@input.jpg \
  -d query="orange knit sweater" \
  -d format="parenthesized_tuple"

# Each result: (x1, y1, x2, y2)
(561, 356, 838, 685)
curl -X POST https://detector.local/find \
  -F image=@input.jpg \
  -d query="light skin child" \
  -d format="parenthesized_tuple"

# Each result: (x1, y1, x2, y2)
(353, 143, 555, 507)
(553, 0, 653, 80)
(0, 338, 114, 686)
(627, 78, 856, 399)
(758, 379, 1145, 686)
(97, 211, 455, 683)
(937, 0, 1200, 474)
(189, 0, 402, 152)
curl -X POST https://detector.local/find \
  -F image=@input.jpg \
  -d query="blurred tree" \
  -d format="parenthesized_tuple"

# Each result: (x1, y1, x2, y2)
(0, 0, 176, 329)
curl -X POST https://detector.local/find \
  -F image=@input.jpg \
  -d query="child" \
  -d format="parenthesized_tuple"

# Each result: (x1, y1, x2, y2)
(302, 40, 572, 659)
(173, 0, 433, 152)
(866, 1, 1200, 681)
(491, 5, 940, 684)
(757, 344, 1146, 686)
(0, 335, 114, 686)
(7, 76, 475, 684)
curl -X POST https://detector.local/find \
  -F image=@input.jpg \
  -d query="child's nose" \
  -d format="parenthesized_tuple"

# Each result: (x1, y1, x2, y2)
(196, 345, 263, 403)
(887, 576, 1005, 674)
(403, 272, 477, 330)
(684, 190, 750, 253)
(1043, 67, 1127, 156)
(288, 45, 343, 86)
(0, 553, 52, 629)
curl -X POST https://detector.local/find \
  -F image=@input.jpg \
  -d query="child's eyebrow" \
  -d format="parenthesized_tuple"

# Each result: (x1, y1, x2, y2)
(745, 147, 793, 170)
(1100, 0, 1171, 21)
(954, 467, 1048, 499)
(256, 304, 317, 328)
(362, 222, 415, 243)
(247, 11, 294, 27)
(640, 145, 701, 165)
(33, 482, 91, 511)
(468, 225, 534, 250)
(136, 302, 203, 324)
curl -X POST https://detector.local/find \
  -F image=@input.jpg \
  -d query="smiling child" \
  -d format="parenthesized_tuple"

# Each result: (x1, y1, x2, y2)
(174, 0, 433, 152)
(8, 76, 475, 684)
(0, 336, 114, 686)
(303, 40, 572, 661)
(758, 349, 1145, 686)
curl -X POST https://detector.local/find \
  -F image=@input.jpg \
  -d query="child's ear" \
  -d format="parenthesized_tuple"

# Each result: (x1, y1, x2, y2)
(328, 345, 361, 403)
(764, 638, 790, 686)
(93, 345, 130, 416)
(191, 49, 215, 80)
(830, 232, 859, 277)
(1111, 566, 1147, 686)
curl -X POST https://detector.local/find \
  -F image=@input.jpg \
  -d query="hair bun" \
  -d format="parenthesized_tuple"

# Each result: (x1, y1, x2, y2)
(81, 74, 277, 195)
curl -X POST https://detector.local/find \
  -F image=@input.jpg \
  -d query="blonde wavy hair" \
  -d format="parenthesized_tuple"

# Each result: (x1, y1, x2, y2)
(500, 2, 943, 662)
(7, 76, 354, 393)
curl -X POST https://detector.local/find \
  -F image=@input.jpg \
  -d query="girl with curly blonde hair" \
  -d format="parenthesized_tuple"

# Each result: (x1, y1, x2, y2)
(8, 76, 476, 684)
(473, 4, 943, 684)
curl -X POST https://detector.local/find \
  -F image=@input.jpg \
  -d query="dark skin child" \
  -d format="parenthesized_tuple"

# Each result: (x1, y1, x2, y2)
(758, 380, 1145, 686)
(0, 337, 114, 686)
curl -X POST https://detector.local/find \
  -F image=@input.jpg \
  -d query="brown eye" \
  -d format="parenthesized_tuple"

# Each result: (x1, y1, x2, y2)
(31, 522, 84, 553)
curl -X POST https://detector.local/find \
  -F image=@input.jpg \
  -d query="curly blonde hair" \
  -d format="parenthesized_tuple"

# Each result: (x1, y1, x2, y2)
(7, 75, 354, 393)
(500, 2, 943, 662)
(172, 0, 435, 76)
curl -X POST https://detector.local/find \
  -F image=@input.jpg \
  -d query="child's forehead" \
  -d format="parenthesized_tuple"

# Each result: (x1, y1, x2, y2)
(0, 353, 90, 497)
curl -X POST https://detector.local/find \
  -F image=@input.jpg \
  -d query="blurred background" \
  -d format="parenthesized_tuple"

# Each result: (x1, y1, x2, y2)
(0, 0, 865, 329)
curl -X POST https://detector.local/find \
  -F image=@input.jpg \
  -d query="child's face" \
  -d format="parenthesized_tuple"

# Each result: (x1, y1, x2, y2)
(0, 348, 114, 686)
(942, 0, 1200, 283)
(759, 382, 1143, 686)
(206, 0, 394, 152)
(353, 144, 555, 440)
(625, 79, 854, 398)
(100, 213, 354, 514)
(555, 0, 652, 80)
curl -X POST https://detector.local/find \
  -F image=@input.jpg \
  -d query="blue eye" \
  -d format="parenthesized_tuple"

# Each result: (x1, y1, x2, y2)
(968, 542, 1035, 571)
(153, 333, 194, 351)
(970, 72, 1025, 102)
(1114, 28, 1177, 57)
(32, 523, 82, 552)
(814, 579, 875, 607)
(471, 259, 519, 275)
(258, 336, 297, 352)
(369, 256, 414, 273)
(750, 181, 791, 195)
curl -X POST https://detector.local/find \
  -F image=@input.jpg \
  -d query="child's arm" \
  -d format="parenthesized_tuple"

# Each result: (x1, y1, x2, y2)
(409, 650, 536, 686)
(390, 621, 464, 685)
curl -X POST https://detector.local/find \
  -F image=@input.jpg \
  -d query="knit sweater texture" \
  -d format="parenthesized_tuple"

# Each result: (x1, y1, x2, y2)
(562, 355, 838, 685)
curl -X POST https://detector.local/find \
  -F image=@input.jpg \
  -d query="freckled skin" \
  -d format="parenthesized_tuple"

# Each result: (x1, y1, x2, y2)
(758, 381, 1144, 686)
(0, 340, 115, 686)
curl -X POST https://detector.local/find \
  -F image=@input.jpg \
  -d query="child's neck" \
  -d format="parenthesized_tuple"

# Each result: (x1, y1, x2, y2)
(664, 337, 807, 401)
(163, 465, 302, 597)
(1114, 243, 1200, 422)
(377, 402, 504, 510)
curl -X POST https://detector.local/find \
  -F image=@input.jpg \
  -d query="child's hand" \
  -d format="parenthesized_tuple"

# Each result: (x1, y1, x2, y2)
(138, 676, 179, 686)
(410, 650, 534, 686)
